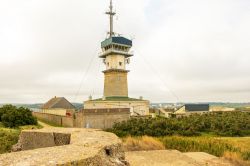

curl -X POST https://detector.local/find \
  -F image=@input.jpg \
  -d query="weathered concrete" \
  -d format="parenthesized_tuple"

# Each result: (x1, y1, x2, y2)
(12, 131, 71, 152)
(184, 152, 235, 166)
(0, 128, 128, 166)
(125, 150, 235, 166)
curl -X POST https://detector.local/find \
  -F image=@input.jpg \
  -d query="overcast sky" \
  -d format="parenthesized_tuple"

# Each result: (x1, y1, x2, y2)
(0, 0, 250, 103)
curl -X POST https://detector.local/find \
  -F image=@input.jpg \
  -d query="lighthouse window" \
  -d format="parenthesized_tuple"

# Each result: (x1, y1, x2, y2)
(119, 62, 122, 66)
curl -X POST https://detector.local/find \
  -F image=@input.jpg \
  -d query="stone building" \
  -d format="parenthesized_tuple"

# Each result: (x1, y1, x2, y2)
(84, 0, 149, 115)
(175, 104, 210, 115)
(41, 97, 75, 116)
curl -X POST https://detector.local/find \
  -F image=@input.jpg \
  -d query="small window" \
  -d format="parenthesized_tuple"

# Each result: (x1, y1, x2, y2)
(119, 62, 122, 66)
(107, 62, 109, 66)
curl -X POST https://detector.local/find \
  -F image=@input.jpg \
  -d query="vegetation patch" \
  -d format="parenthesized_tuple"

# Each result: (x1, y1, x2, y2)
(107, 112, 250, 137)
(122, 136, 165, 151)
(122, 136, 250, 165)
(0, 105, 41, 154)
(108, 112, 250, 164)
(159, 136, 239, 157)
(0, 128, 20, 154)
(0, 105, 37, 128)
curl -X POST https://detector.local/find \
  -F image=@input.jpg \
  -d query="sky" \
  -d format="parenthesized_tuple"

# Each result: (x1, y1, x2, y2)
(0, 0, 250, 103)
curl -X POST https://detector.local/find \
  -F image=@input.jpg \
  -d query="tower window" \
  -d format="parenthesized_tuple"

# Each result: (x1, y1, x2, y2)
(107, 62, 109, 66)
(119, 62, 122, 66)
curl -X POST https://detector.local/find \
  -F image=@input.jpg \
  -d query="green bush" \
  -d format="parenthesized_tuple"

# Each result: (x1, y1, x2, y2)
(107, 112, 250, 137)
(0, 105, 37, 128)
(0, 128, 20, 154)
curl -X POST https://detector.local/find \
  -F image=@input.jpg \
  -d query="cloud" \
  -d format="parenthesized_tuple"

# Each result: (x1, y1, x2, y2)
(0, 0, 249, 103)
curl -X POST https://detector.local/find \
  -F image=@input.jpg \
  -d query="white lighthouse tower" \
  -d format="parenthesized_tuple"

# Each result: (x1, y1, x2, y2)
(84, 0, 149, 116)
(100, 0, 133, 98)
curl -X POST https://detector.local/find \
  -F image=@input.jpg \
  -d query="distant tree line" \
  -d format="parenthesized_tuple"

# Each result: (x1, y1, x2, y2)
(107, 112, 250, 137)
(0, 105, 37, 128)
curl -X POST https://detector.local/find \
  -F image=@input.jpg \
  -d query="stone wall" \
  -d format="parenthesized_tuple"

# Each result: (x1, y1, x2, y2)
(33, 108, 130, 129)
(32, 112, 74, 127)
(104, 70, 128, 97)
(75, 108, 130, 129)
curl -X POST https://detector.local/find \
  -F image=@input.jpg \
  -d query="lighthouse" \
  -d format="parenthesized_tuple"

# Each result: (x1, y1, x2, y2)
(100, 0, 133, 98)
(84, 0, 149, 116)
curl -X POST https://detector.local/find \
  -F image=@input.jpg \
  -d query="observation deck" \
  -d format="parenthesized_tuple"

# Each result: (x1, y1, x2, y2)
(100, 36, 133, 58)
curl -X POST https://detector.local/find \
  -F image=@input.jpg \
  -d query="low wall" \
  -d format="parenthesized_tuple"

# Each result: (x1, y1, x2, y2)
(33, 108, 130, 129)
(33, 112, 74, 127)
(75, 108, 130, 129)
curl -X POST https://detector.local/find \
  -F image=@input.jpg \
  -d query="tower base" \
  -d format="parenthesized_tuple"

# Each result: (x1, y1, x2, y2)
(103, 69, 128, 98)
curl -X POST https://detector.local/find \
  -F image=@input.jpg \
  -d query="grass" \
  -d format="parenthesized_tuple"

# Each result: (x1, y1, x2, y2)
(122, 136, 250, 166)
(159, 136, 240, 157)
(122, 136, 165, 151)
(37, 119, 62, 127)
(0, 128, 20, 154)
(0, 122, 43, 154)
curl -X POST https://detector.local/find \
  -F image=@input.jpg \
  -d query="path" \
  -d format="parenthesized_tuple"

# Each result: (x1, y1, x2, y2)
(38, 121, 52, 128)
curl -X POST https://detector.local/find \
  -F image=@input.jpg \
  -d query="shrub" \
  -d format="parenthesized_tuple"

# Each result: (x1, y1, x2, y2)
(0, 128, 20, 154)
(108, 112, 250, 137)
(0, 105, 37, 128)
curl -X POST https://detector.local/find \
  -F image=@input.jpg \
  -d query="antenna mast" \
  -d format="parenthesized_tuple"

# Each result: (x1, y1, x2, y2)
(106, 0, 116, 37)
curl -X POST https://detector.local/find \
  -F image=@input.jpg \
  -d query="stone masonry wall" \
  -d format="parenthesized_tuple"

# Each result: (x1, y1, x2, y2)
(75, 108, 130, 129)
(32, 112, 74, 127)
(104, 71, 128, 97)
(33, 108, 130, 129)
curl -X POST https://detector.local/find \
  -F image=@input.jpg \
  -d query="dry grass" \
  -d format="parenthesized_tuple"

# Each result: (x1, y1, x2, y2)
(218, 137, 250, 152)
(223, 151, 250, 166)
(122, 136, 250, 165)
(122, 136, 165, 152)
(220, 137, 250, 166)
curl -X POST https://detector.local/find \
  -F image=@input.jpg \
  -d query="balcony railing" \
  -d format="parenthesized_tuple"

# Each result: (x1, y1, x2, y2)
(99, 48, 134, 57)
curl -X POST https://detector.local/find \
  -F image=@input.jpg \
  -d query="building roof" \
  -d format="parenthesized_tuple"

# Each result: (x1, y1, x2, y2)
(41, 97, 75, 109)
(101, 36, 132, 48)
(89, 96, 145, 102)
(185, 104, 209, 112)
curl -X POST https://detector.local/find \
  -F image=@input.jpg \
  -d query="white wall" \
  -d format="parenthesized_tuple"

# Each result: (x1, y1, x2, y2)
(84, 100, 150, 116)
(105, 54, 126, 70)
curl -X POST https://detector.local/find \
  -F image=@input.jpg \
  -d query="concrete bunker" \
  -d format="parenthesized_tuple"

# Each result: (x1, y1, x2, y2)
(12, 131, 71, 152)
(0, 128, 128, 166)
